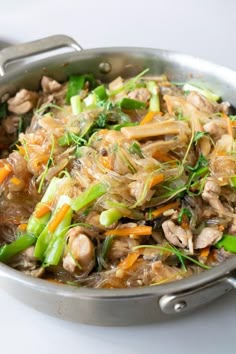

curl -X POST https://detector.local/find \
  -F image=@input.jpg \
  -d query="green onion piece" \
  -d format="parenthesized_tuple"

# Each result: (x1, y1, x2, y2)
(83, 92, 97, 108)
(34, 195, 72, 260)
(118, 98, 146, 110)
(183, 83, 220, 102)
(66, 75, 85, 103)
(0, 233, 36, 263)
(71, 95, 83, 115)
(97, 235, 115, 271)
(27, 177, 62, 236)
(230, 176, 236, 187)
(147, 81, 160, 112)
(43, 207, 73, 266)
(71, 182, 108, 211)
(193, 131, 209, 144)
(215, 234, 236, 253)
(66, 74, 97, 104)
(128, 142, 144, 158)
(178, 208, 192, 224)
(27, 211, 52, 238)
(111, 122, 138, 131)
(93, 85, 108, 101)
(100, 208, 123, 227)
(58, 133, 72, 146)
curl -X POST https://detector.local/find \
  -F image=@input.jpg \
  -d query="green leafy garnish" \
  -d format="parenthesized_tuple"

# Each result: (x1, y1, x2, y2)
(128, 142, 144, 158)
(193, 131, 209, 144)
(133, 244, 211, 269)
(215, 234, 236, 253)
(178, 208, 192, 224)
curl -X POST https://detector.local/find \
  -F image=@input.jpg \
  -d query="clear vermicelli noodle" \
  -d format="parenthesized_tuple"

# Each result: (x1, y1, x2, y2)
(0, 71, 235, 288)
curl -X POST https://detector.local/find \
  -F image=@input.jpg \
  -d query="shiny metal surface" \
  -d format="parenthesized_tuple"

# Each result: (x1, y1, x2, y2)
(159, 276, 234, 315)
(0, 36, 235, 325)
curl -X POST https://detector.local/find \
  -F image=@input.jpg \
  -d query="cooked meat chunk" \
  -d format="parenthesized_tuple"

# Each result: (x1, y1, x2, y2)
(203, 120, 227, 140)
(229, 217, 236, 234)
(41, 76, 62, 93)
(202, 179, 227, 216)
(8, 89, 38, 115)
(194, 227, 222, 249)
(2, 115, 21, 134)
(63, 227, 95, 274)
(162, 220, 193, 252)
(108, 237, 139, 262)
(9, 246, 44, 277)
(186, 92, 218, 114)
(128, 88, 151, 102)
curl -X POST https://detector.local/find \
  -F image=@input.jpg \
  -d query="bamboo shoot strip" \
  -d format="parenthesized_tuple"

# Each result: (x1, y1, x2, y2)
(121, 120, 183, 140)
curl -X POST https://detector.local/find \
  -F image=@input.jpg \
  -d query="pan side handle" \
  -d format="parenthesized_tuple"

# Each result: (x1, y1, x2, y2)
(0, 35, 82, 76)
(159, 273, 236, 315)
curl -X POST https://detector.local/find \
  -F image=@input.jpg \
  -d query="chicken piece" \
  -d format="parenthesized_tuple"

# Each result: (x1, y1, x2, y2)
(63, 227, 95, 274)
(2, 115, 21, 134)
(41, 76, 62, 94)
(128, 88, 151, 102)
(203, 120, 227, 140)
(8, 89, 38, 115)
(202, 179, 228, 216)
(162, 220, 193, 252)
(109, 76, 123, 92)
(9, 246, 44, 277)
(194, 227, 222, 249)
(229, 217, 236, 235)
(186, 91, 218, 114)
(108, 237, 139, 262)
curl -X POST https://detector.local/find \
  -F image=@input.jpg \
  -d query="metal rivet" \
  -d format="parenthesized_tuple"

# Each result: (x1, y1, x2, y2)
(174, 301, 187, 312)
(99, 62, 112, 74)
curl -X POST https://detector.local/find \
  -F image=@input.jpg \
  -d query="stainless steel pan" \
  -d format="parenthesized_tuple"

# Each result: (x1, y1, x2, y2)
(0, 35, 235, 326)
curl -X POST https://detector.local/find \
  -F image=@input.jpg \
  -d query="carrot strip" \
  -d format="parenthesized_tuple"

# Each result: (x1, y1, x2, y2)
(140, 111, 163, 125)
(105, 226, 152, 237)
(0, 163, 12, 184)
(150, 173, 164, 188)
(16, 144, 25, 156)
(199, 246, 210, 259)
(152, 151, 175, 162)
(17, 223, 28, 232)
(222, 112, 234, 137)
(140, 111, 155, 125)
(34, 202, 52, 218)
(48, 204, 71, 232)
(118, 250, 141, 270)
(152, 201, 180, 218)
(10, 177, 22, 186)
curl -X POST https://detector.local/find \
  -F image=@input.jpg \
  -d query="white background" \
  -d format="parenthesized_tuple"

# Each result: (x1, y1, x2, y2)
(0, 1, 236, 353)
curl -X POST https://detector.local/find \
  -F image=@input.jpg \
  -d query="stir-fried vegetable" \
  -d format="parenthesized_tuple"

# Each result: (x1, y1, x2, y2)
(0, 69, 235, 289)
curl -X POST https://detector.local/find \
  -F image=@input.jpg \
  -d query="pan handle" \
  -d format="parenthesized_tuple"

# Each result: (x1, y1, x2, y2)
(0, 35, 82, 76)
(159, 272, 236, 315)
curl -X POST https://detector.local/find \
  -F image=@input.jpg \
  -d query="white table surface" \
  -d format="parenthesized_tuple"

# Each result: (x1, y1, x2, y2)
(0, 1, 236, 353)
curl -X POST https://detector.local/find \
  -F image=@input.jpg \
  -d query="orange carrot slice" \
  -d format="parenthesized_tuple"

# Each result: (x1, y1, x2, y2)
(118, 250, 141, 270)
(152, 201, 180, 218)
(48, 204, 71, 232)
(105, 226, 152, 237)
(0, 163, 12, 184)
